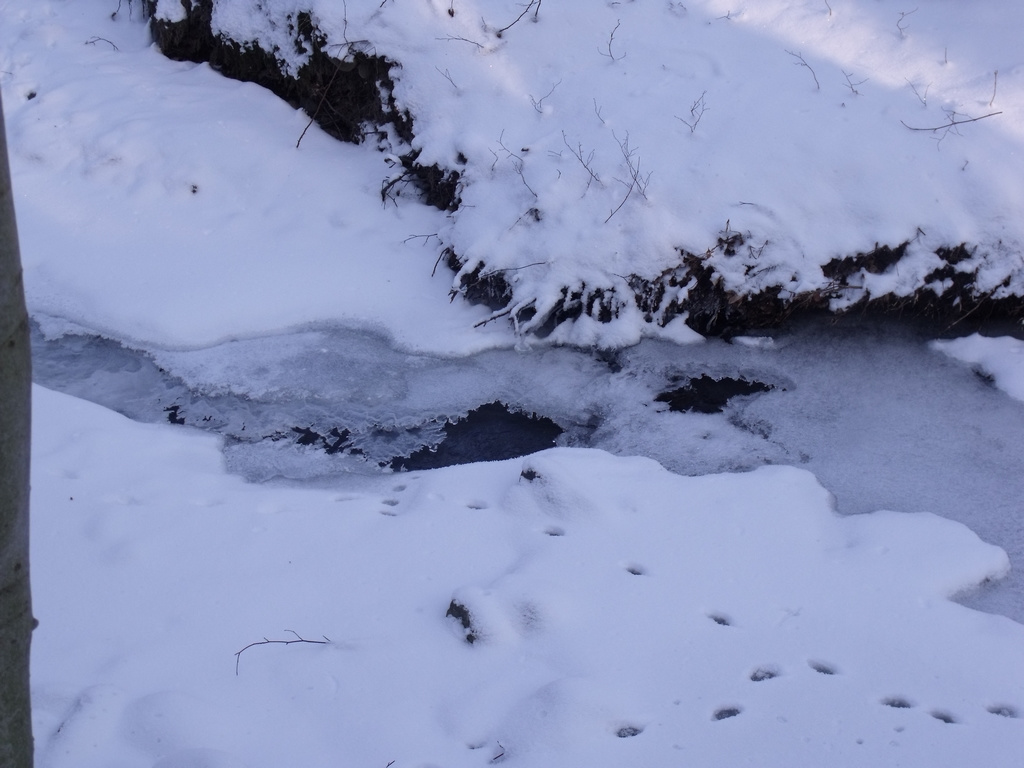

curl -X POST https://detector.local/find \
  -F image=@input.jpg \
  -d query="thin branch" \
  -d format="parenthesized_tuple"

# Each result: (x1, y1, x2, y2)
(85, 37, 119, 50)
(495, 0, 541, 37)
(606, 131, 650, 223)
(989, 70, 998, 108)
(676, 90, 708, 133)
(404, 233, 440, 246)
(841, 70, 868, 96)
(235, 631, 330, 675)
(435, 66, 459, 91)
(599, 20, 625, 61)
(896, 8, 917, 39)
(905, 78, 929, 107)
(493, 131, 537, 198)
(900, 111, 1002, 132)
(786, 50, 819, 90)
(529, 79, 561, 113)
(562, 131, 602, 192)
(593, 98, 606, 124)
(824, 1, 832, 16)
(297, 61, 342, 148)
(437, 34, 484, 49)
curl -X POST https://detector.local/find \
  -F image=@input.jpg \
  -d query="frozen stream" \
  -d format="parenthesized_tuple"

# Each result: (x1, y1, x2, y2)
(32, 315, 1024, 623)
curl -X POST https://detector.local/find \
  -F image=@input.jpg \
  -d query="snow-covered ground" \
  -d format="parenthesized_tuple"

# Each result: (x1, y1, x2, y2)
(3, 1, 1024, 765)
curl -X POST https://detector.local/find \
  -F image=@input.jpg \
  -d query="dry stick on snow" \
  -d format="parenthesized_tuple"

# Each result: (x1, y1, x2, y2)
(436, 66, 459, 91)
(786, 50, 820, 90)
(599, 20, 625, 61)
(85, 36, 119, 50)
(842, 71, 868, 96)
(562, 131, 602, 192)
(495, 0, 542, 37)
(493, 131, 537, 198)
(296, 60, 342, 148)
(593, 98, 606, 124)
(530, 79, 561, 113)
(234, 631, 331, 675)
(990, 70, 999, 107)
(437, 34, 484, 49)
(906, 78, 930, 107)
(896, 8, 917, 39)
(824, 1, 832, 17)
(676, 90, 709, 133)
(900, 111, 1002, 132)
(605, 131, 650, 223)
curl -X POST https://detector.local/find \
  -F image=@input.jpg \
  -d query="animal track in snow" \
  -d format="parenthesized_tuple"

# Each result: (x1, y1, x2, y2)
(749, 666, 780, 682)
(986, 704, 1019, 718)
(881, 696, 915, 709)
(707, 613, 732, 626)
(713, 706, 743, 721)
(808, 660, 838, 675)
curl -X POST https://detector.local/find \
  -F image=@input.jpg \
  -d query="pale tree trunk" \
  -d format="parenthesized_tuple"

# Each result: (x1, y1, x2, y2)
(0, 89, 34, 768)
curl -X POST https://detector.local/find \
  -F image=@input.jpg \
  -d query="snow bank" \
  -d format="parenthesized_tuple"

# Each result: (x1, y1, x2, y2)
(149, 0, 1024, 342)
(31, 384, 1024, 767)
(932, 333, 1024, 402)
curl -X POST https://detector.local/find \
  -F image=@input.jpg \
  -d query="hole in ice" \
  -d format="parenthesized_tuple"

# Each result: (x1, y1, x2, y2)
(713, 707, 742, 721)
(882, 697, 914, 709)
(655, 375, 774, 414)
(615, 725, 643, 738)
(809, 661, 837, 675)
(750, 666, 780, 682)
(930, 710, 957, 724)
(392, 402, 563, 470)
(987, 704, 1019, 718)
(708, 613, 732, 626)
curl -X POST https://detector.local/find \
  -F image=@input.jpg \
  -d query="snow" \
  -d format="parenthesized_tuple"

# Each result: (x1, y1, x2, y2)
(3, 0, 1024, 765)
(932, 333, 1024, 403)
(30, 385, 1024, 767)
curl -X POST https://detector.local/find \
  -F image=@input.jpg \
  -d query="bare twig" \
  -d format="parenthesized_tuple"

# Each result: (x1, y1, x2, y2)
(530, 80, 561, 113)
(989, 70, 998, 107)
(297, 61, 342, 148)
(896, 8, 917, 39)
(562, 131, 602, 192)
(842, 70, 868, 96)
(493, 131, 537, 198)
(606, 131, 650, 223)
(676, 90, 708, 133)
(824, 1, 832, 16)
(491, 741, 506, 762)
(900, 111, 1002, 132)
(437, 34, 484, 49)
(235, 631, 330, 675)
(85, 36, 119, 50)
(599, 20, 625, 61)
(593, 98, 606, 124)
(495, 0, 542, 37)
(786, 50, 819, 90)
(435, 66, 459, 91)
(905, 78, 929, 106)
(404, 233, 440, 246)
